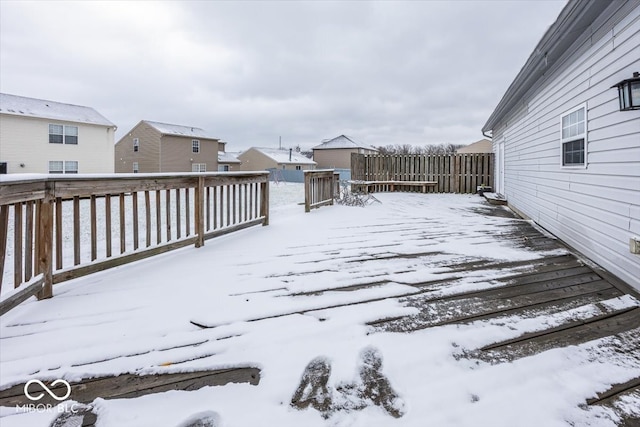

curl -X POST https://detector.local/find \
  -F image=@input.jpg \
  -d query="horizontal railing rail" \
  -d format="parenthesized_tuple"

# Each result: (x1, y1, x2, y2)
(0, 172, 269, 314)
(304, 170, 339, 212)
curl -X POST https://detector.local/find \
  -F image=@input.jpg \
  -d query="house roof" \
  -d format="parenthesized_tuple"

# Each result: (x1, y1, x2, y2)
(456, 139, 493, 153)
(482, 0, 616, 134)
(218, 151, 241, 164)
(0, 93, 115, 128)
(248, 147, 317, 165)
(312, 135, 378, 151)
(143, 120, 219, 140)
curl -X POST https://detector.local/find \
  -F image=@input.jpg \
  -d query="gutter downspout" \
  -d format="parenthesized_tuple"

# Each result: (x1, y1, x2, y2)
(483, 130, 492, 140)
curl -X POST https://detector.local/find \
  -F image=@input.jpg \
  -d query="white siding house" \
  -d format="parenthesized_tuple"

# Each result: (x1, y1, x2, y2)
(0, 93, 116, 174)
(482, 0, 640, 290)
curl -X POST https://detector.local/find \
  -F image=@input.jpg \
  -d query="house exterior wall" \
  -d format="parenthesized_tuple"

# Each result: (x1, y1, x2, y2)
(114, 121, 162, 173)
(160, 135, 218, 172)
(237, 149, 278, 171)
(1, 114, 115, 174)
(492, 4, 640, 289)
(314, 148, 361, 169)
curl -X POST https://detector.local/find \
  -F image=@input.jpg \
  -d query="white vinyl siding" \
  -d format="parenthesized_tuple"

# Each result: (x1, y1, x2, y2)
(492, 4, 640, 289)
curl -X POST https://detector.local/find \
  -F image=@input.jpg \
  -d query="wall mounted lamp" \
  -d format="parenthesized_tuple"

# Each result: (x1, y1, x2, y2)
(611, 71, 640, 111)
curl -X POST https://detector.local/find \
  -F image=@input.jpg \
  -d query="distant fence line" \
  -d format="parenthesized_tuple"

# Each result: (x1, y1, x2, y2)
(351, 153, 494, 194)
(0, 172, 269, 314)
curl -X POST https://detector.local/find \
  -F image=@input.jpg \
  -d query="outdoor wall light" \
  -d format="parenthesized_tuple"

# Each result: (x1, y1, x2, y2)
(612, 72, 640, 111)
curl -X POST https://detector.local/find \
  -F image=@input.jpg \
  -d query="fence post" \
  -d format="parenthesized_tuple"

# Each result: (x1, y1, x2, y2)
(0, 205, 8, 294)
(195, 176, 205, 248)
(37, 182, 54, 300)
(260, 179, 270, 226)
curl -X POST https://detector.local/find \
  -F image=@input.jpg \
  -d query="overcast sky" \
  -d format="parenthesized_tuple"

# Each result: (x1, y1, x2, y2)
(0, 0, 567, 151)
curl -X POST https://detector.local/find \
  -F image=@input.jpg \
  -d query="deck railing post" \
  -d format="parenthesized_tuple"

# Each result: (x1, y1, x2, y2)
(260, 179, 269, 226)
(195, 176, 205, 248)
(37, 182, 54, 300)
(304, 171, 311, 213)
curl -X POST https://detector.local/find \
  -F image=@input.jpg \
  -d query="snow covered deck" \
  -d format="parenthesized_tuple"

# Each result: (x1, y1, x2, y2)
(1, 193, 639, 427)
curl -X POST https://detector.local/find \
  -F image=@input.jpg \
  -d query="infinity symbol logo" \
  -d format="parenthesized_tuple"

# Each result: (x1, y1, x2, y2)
(24, 379, 72, 401)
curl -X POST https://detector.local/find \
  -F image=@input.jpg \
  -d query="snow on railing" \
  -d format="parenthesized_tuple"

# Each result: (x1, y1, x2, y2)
(0, 172, 269, 314)
(304, 170, 339, 213)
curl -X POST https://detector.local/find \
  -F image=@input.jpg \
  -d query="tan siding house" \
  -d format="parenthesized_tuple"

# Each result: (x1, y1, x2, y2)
(0, 93, 116, 174)
(115, 120, 219, 173)
(238, 147, 316, 171)
(456, 139, 492, 154)
(217, 142, 241, 171)
(312, 135, 378, 169)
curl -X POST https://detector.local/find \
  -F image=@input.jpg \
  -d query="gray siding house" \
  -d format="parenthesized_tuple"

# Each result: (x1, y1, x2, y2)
(482, 0, 640, 290)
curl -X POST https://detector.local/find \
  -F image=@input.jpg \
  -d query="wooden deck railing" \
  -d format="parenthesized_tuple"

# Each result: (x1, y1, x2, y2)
(304, 170, 339, 212)
(0, 172, 269, 314)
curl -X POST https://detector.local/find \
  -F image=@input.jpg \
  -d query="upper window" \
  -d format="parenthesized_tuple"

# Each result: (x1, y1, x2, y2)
(133, 138, 139, 152)
(560, 105, 587, 167)
(192, 139, 200, 153)
(49, 124, 78, 144)
(295, 165, 302, 170)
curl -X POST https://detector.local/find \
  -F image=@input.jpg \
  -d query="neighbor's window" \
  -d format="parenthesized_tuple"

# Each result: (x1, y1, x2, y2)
(48, 160, 63, 173)
(49, 124, 78, 144)
(133, 162, 139, 173)
(192, 139, 200, 153)
(296, 165, 302, 170)
(560, 105, 587, 167)
(133, 138, 139, 152)
(192, 163, 206, 172)
(65, 160, 78, 173)
(48, 160, 78, 174)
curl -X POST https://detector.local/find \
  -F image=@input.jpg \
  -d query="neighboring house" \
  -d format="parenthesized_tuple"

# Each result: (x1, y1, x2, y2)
(312, 135, 378, 169)
(217, 142, 241, 171)
(237, 147, 317, 171)
(114, 120, 219, 173)
(456, 139, 492, 154)
(0, 93, 116, 174)
(482, 0, 640, 290)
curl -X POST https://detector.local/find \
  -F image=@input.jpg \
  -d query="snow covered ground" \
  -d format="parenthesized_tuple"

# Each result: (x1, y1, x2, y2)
(0, 190, 639, 427)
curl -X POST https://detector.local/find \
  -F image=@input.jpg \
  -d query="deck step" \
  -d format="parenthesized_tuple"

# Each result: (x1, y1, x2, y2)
(0, 367, 260, 408)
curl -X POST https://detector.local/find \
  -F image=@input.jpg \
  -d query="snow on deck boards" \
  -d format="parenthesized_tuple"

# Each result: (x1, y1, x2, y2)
(0, 193, 639, 427)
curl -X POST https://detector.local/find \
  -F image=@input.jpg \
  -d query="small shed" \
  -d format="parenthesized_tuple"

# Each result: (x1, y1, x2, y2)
(312, 135, 378, 169)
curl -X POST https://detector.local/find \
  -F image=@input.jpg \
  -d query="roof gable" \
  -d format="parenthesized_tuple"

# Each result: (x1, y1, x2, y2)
(312, 135, 378, 151)
(143, 120, 218, 140)
(0, 93, 115, 128)
(249, 147, 316, 165)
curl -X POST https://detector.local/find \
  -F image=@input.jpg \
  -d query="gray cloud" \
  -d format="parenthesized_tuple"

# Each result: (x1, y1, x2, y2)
(0, 0, 566, 151)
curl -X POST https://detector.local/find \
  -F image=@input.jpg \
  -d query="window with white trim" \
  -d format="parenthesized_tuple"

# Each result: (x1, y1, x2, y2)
(49, 160, 78, 174)
(192, 139, 200, 153)
(49, 124, 78, 144)
(192, 163, 206, 172)
(133, 138, 139, 152)
(560, 105, 587, 167)
(133, 162, 139, 173)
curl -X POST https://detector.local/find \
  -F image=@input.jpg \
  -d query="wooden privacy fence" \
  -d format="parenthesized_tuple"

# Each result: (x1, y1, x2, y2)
(0, 172, 269, 314)
(304, 170, 340, 212)
(351, 153, 493, 194)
